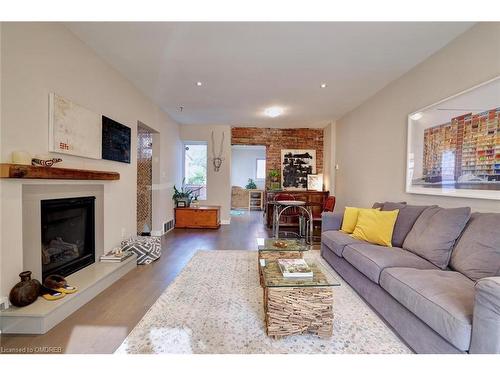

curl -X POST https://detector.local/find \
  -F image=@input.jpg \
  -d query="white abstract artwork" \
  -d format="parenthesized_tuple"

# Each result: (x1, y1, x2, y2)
(49, 93, 102, 159)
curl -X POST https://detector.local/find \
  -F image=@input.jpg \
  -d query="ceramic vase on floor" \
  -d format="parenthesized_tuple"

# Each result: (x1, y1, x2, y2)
(9, 271, 41, 307)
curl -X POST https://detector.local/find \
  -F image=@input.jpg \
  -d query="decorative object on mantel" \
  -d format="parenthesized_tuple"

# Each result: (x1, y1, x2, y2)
(0, 163, 120, 180)
(9, 271, 41, 307)
(11, 151, 32, 165)
(31, 157, 63, 167)
(211, 130, 225, 172)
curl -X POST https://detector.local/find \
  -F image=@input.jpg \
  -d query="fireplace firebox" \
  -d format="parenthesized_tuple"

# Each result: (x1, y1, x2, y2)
(41, 196, 95, 280)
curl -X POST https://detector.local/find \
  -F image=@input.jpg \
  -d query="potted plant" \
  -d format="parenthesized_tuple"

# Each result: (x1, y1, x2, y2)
(172, 178, 202, 207)
(245, 178, 257, 190)
(268, 169, 280, 190)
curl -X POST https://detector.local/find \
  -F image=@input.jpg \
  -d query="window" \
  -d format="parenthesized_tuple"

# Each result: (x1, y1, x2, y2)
(256, 158, 266, 180)
(183, 142, 207, 200)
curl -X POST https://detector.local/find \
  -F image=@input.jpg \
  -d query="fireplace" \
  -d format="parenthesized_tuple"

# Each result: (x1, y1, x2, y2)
(41, 196, 96, 280)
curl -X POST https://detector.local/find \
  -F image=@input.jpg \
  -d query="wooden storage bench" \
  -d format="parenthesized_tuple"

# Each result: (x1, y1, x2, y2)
(174, 205, 221, 229)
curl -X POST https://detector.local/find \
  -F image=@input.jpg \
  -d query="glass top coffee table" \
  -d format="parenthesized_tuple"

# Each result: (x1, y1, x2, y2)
(261, 259, 341, 288)
(258, 238, 309, 262)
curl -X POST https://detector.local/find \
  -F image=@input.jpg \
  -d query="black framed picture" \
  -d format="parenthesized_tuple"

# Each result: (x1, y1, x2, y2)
(102, 115, 131, 163)
(176, 201, 187, 208)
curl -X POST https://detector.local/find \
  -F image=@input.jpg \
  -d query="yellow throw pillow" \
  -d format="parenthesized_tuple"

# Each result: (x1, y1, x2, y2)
(341, 207, 380, 234)
(351, 209, 399, 247)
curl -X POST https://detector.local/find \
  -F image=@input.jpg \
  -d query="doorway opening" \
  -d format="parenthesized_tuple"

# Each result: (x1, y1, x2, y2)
(137, 122, 158, 235)
(230, 145, 266, 214)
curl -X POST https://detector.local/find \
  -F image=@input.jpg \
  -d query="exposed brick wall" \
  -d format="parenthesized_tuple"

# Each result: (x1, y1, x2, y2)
(231, 127, 324, 187)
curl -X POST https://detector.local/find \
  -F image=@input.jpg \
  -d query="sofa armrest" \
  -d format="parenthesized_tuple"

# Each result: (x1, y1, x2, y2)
(321, 211, 344, 232)
(469, 277, 500, 354)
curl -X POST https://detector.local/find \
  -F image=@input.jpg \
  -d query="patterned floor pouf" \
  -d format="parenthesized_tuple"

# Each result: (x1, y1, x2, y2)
(121, 236, 162, 265)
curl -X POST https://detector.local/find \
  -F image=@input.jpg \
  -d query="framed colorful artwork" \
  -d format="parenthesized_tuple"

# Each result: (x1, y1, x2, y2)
(406, 76, 500, 200)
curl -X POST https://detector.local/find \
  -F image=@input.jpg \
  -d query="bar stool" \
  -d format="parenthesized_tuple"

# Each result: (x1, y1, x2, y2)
(272, 197, 313, 244)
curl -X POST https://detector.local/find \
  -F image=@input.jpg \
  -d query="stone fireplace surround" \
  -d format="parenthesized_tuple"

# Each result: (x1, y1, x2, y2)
(0, 181, 136, 334)
(22, 184, 104, 282)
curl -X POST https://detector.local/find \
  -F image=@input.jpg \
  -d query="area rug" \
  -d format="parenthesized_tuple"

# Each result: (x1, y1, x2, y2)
(115, 250, 412, 354)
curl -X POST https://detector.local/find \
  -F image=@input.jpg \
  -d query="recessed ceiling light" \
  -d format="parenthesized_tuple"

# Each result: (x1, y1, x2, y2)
(264, 106, 284, 118)
(196, 81, 203, 86)
(320, 83, 327, 88)
(410, 112, 423, 121)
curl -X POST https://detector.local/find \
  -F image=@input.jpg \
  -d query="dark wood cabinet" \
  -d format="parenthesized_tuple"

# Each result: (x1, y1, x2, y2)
(265, 191, 329, 228)
(175, 206, 221, 229)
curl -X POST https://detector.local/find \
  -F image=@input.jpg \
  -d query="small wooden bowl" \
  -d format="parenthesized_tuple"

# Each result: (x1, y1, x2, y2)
(273, 241, 288, 248)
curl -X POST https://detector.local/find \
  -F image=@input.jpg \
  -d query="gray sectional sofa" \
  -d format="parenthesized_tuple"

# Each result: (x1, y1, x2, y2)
(321, 202, 500, 354)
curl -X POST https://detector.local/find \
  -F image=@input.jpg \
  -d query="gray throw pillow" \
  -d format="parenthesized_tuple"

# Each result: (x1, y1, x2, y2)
(450, 213, 500, 281)
(382, 202, 431, 248)
(403, 206, 471, 269)
(372, 201, 406, 209)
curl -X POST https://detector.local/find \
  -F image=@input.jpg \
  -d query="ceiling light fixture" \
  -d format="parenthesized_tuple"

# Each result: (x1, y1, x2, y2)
(264, 106, 284, 118)
(196, 81, 203, 86)
(409, 112, 423, 121)
(320, 83, 327, 88)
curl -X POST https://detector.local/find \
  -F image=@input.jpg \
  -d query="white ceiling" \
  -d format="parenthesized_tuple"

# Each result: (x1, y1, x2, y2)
(66, 22, 474, 128)
(413, 77, 500, 130)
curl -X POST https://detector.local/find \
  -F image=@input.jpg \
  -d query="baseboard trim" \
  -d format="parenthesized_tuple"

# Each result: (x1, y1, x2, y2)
(221, 219, 231, 225)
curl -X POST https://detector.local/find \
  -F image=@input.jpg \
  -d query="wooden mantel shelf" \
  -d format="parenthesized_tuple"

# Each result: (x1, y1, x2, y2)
(0, 163, 120, 181)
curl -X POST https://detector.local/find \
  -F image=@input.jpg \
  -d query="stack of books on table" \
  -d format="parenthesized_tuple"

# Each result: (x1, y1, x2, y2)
(100, 250, 133, 263)
(277, 259, 313, 278)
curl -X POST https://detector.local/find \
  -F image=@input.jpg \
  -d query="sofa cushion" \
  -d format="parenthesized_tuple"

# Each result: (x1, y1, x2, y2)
(342, 243, 437, 284)
(322, 230, 364, 257)
(450, 213, 500, 281)
(403, 206, 471, 269)
(380, 267, 475, 351)
(382, 202, 431, 248)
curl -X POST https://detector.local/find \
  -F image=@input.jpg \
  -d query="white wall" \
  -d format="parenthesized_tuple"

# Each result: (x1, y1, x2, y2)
(323, 121, 336, 194)
(0, 22, 3, 299)
(0, 23, 182, 297)
(335, 23, 500, 213)
(231, 146, 266, 190)
(180, 125, 232, 223)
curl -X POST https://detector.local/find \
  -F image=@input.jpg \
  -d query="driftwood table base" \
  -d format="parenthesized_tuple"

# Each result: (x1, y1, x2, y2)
(259, 251, 304, 261)
(264, 286, 333, 339)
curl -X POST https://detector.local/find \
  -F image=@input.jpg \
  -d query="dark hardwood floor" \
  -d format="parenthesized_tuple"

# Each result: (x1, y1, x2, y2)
(0, 210, 273, 354)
